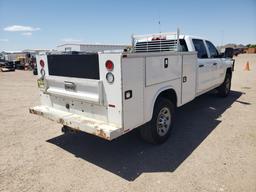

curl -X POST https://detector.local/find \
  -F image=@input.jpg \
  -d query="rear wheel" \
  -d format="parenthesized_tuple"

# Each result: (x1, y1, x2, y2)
(140, 97, 175, 144)
(61, 125, 78, 134)
(33, 68, 38, 75)
(217, 72, 231, 97)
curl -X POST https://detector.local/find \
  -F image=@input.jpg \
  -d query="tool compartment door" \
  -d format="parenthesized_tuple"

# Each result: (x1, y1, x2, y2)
(121, 57, 144, 130)
(181, 53, 197, 104)
(145, 54, 181, 86)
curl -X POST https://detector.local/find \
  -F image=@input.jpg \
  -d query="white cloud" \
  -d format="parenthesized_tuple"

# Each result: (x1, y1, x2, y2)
(21, 32, 32, 36)
(0, 38, 8, 42)
(61, 38, 83, 43)
(4, 25, 40, 32)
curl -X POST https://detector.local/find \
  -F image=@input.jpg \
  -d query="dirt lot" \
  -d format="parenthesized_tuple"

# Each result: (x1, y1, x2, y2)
(0, 54, 255, 192)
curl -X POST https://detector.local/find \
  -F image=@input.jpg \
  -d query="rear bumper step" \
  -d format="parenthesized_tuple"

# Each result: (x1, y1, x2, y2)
(29, 106, 123, 140)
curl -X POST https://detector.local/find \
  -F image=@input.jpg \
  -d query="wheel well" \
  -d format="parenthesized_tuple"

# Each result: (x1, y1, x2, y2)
(226, 68, 232, 77)
(157, 89, 177, 107)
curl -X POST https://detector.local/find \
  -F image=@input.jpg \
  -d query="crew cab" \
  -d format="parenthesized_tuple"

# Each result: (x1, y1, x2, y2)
(30, 30, 234, 144)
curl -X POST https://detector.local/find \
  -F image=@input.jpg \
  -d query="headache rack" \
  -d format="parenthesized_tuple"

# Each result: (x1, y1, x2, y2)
(132, 29, 180, 53)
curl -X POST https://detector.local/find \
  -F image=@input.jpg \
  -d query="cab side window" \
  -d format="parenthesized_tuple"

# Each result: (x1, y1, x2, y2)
(206, 41, 219, 58)
(179, 39, 188, 51)
(192, 39, 208, 59)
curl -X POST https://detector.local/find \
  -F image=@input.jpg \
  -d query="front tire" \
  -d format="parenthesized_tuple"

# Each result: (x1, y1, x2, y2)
(217, 72, 231, 97)
(140, 97, 175, 144)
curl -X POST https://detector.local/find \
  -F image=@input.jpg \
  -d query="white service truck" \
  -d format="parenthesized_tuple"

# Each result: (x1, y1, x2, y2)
(30, 31, 234, 144)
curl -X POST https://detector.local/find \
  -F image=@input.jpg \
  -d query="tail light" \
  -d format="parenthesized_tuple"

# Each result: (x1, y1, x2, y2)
(105, 60, 114, 71)
(106, 72, 114, 84)
(39, 59, 46, 78)
(39, 59, 45, 68)
(105, 60, 114, 84)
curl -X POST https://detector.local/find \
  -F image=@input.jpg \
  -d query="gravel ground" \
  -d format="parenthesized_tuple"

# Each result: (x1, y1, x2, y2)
(0, 54, 255, 192)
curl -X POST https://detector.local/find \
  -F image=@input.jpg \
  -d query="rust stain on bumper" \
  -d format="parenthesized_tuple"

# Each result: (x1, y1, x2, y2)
(29, 106, 114, 140)
(57, 118, 65, 124)
(95, 129, 110, 140)
(55, 117, 109, 139)
(29, 108, 44, 116)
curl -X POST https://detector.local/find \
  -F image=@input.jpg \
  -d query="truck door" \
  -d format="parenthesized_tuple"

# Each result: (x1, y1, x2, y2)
(205, 40, 225, 85)
(192, 39, 215, 93)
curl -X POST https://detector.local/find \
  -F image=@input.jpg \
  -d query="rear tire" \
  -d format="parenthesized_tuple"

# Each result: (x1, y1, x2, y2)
(140, 97, 175, 144)
(61, 125, 78, 134)
(217, 72, 231, 97)
(33, 69, 38, 75)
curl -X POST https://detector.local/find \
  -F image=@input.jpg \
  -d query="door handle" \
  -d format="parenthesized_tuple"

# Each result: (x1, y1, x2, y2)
(64, 81, 76, 91)
(199, 64, 204, 68)
(213, 63, 217, 66)
(183, 76, 187, 83)
(164, 58, 168, 68)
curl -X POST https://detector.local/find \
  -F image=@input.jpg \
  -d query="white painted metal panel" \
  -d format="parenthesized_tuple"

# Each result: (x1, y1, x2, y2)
(215, 59, 227, 85)
(39, 76, 108, 122)
(81, 44, 127, 52)
(123, 51, 195, 124)
(98, 53, 123, 127)
(146, 55, 181, 86)
(45, 76, 103, 104)
(121, 57, 144, 130)
(143, 79, 182, 123)
(36, 53, 49, 77)
(48, 96, 108, 121)
(56, 44, 127, 52)
(181, 54, 197, 104)
(196, 58, 217, 94)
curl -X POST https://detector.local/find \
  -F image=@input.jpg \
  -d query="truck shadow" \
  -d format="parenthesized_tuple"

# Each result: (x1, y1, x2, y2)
(47, 90, 243, 181)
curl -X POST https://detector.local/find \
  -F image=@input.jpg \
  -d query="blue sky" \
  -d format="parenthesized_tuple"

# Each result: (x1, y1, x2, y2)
(0, 0, 255, 51)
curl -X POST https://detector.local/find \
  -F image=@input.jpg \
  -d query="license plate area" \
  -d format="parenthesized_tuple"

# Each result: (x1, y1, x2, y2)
(64, 81, 76, 91)
(45, 76, 104, 105)
(37, 79, 45, 88)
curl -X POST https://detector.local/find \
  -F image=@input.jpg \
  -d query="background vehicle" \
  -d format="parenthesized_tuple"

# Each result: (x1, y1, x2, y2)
(233, 48, 245, 56)
(30, 30, 233, 144)
(0, 61, 16, 72)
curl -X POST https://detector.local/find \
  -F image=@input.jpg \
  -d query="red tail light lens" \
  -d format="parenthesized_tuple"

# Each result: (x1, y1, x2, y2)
(40, 60, 45, 68)
(105, 60, 114, 71)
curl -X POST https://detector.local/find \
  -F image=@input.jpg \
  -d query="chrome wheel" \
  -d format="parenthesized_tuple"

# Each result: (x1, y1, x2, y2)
(140, 98, 175, 144)
(157, 107, 171, 136)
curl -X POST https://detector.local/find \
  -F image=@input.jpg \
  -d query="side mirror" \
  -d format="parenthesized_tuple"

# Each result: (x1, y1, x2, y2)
(224, 48, 234, 58)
